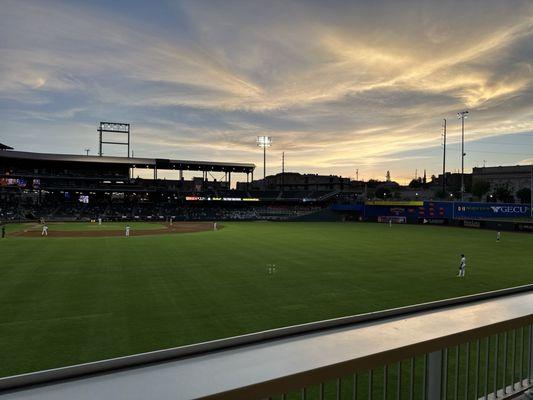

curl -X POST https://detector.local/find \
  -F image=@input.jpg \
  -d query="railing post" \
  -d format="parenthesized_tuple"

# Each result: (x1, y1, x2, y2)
(428, 350, 443, 400)
(525, 325, 533, 400)
(531, 325, 533, 383)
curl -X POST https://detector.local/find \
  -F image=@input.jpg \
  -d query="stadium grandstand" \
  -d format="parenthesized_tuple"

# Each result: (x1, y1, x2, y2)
(0, 142, 14, 151)
(0, 146, 332, 222)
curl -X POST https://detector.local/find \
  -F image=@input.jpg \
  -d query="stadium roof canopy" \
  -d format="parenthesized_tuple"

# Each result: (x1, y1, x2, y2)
(0, 143, 14, 150)
(0, 150, 255, 173)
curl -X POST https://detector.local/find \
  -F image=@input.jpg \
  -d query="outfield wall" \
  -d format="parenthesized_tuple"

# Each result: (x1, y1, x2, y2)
(331, 200, 533, 231)
(332, 200, 531, 220)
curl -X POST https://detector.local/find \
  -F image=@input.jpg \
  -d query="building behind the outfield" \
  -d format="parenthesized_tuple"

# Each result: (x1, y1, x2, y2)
(241, 172, 354, 192)
(430, 172, 472, 193)
(472, 164, 533, 194)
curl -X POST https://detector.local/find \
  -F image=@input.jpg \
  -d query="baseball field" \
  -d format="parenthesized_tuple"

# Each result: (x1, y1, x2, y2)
(0, 221, 532, 378)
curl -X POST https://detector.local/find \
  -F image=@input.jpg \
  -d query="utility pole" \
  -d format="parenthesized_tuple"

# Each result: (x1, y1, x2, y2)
(457, 111, 469, 201)
(264, 147, 266, 182)
(356, 169, 359, 181)
(442, 119, 446, 194)
(84, 148, 90, 156)
(281, 152, 285, 193)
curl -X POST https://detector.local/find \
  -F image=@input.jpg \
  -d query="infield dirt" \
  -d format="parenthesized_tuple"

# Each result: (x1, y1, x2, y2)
(12, 222, 216, 237)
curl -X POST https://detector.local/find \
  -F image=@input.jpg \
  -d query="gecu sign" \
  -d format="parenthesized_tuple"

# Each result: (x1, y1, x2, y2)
(490, 206, 529, 214)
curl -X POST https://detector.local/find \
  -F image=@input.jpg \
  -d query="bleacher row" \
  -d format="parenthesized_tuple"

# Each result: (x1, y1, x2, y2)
(0, 200, 324, 223)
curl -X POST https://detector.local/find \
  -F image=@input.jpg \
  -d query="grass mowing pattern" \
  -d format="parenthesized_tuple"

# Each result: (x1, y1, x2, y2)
(0, 222, 531, 378)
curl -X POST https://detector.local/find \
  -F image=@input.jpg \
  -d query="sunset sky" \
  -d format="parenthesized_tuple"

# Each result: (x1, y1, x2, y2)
(1, 0, 533, 183)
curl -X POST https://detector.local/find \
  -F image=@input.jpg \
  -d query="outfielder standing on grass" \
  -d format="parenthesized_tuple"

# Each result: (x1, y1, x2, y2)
(457, 254, 466, 277)
(125, 224, 130, 237)
(41, 224, 48, 237)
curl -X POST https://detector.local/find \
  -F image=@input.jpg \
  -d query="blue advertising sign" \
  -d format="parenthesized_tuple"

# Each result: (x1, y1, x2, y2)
(331, 203, 364, 212)
(424, 201, 454, 219)
(453, 202, 530, 219)
(363, 204, 424, 222)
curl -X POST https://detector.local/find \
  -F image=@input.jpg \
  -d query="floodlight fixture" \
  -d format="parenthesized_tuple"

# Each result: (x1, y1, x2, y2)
(256, 136, 272, 148)
(457, 110, 469, 119)
(257, 136, 272, 189)
(98, 122, 131, 157)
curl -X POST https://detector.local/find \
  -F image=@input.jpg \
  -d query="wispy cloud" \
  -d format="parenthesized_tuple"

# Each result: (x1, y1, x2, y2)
(1, 0, 533, 181)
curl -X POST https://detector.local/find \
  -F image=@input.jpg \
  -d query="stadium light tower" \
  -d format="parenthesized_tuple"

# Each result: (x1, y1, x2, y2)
(457, 111, 469, 201)
(257, 136, 272, 190)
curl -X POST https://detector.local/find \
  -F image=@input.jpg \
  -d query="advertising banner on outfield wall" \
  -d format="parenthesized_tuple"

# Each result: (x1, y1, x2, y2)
(333, 201, 530, 221)
(331, 203, 364, 212)
(424, 202, 454, 220)
(363, 204, 425, 222)
(452, 202, 530, 219)
(421, 201, 530, 220)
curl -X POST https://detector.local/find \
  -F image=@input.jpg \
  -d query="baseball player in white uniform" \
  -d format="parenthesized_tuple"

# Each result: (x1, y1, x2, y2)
(457, 254, 466, 277)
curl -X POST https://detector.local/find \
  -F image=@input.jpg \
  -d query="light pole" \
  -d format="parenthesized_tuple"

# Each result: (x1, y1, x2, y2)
(257, 136, 272, 190)
(457, 111, 469, 200)
(442, 119, 447, 194)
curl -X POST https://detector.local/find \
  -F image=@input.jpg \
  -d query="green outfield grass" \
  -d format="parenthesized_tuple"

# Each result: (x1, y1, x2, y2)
(0, 222, 531, 378)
